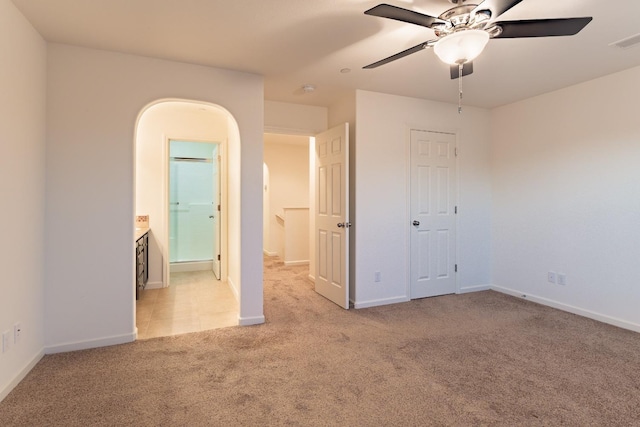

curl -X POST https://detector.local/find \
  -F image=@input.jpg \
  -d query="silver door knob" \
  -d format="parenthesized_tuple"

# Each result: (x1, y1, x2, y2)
(337, 222, 352, 228)
(209, 215, 215, 219)
(412, 220, 420, 226)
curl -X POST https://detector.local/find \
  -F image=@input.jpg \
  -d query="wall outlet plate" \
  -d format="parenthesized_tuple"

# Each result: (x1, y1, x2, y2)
(548, 271, 557, 284)
(136, 215, 149, 228)
(14, 323, 21, 344)
(558, 273, 567, 286)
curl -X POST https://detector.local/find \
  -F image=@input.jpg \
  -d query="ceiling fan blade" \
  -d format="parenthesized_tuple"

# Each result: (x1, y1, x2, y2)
(363, 41, 434, 69)
(493, 17, 593, 38)
(472, 0, 524, 20)
(450, 62, 474, 80)
(364, 3, 444, 28)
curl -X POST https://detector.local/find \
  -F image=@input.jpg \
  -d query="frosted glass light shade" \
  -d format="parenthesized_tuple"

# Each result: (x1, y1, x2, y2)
(433, 30, 490, 65)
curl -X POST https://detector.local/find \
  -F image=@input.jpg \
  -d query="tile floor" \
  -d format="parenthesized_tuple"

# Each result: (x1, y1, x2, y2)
(135, 270, 239, 340)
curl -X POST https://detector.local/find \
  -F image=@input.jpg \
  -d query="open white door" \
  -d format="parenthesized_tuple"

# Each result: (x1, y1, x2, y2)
(315, 123, 350, 309)
(410, 130, 457, 298)
(212, 148, 221, 279)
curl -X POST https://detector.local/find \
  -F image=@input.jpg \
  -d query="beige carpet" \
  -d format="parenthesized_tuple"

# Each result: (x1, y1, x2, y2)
(2, 257, 640, 426)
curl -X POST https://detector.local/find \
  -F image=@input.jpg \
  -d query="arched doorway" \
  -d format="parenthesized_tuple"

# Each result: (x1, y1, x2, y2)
(133, 99, 242, 337)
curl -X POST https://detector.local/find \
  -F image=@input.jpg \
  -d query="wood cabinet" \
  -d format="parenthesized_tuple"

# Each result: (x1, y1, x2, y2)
(135, 231, 149, 300)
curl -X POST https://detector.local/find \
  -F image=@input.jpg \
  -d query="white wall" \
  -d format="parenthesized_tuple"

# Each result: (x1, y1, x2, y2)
(491, 66, 640, 331)
(263, 135, 310, 257)
(354, 90, 492, 308)
(45, 44, 264, 353)
(136, 102, 229, 287)
(0, 0, 46, 400)
(264, 100, 328, 135)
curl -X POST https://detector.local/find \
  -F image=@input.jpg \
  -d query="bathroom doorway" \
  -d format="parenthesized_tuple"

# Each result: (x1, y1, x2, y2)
(168, 140, 221, 279)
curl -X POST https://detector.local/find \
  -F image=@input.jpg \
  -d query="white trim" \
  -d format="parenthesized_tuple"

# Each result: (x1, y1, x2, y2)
(144, 281, 163, 290)
(284, 260, 309, 266)
(170, 261, 213, 273)
(0, 349, 45, 402)
(264, 126, 320, 136)
(263, 249, 277, 257)
(491, 285, 640, 333)
(239, 315, 266, 326)
(308, 274, 315, 282)
(354, 296, 410, 309)
(458, 284, 491, 294)
(45, 332, 136, 354)
(228, 276, 240, 301)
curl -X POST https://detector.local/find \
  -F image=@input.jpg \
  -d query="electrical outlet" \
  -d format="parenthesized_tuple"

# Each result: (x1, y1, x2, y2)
(14, 323, 22, 344)
(557, 274, 567, 286)
(2, 330, 10, 353)
(548, 271, 557, 284)
(374, 271, 381, 282)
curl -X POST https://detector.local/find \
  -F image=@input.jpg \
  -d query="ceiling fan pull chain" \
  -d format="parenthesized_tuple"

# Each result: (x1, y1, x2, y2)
(458, 63, 463, 114)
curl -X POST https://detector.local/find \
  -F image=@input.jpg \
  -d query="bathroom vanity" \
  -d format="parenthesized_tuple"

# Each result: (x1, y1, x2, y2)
(135, 228, 149, 300)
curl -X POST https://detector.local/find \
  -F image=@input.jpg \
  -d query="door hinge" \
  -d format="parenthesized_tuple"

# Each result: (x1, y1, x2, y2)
(217, 254, 221, 261)
(455, 206, 458, 214)
(455, 147, 458, 157)
(217, 204, 221, 211)
(455, 264, 458, 272)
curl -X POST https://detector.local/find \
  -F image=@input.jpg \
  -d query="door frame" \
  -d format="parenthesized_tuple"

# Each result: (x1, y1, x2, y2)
(163, 137, 228, 286)
(405, 126, 461, 298)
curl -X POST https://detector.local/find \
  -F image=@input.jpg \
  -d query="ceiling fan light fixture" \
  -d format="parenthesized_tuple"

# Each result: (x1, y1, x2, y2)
(433, 29, 490, 65)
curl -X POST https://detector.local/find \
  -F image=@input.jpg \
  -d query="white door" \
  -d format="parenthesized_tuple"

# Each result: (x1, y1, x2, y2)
(212, 149, 221, 279)
(315, 123, 350, 309)
(410, 130, 457, 299)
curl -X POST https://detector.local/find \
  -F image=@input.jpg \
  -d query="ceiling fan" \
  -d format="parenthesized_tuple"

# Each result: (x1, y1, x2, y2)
(364, 0, 592, 79)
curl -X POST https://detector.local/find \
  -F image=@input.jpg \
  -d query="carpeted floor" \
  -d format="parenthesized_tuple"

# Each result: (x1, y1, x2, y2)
(2, 257, 640, 426)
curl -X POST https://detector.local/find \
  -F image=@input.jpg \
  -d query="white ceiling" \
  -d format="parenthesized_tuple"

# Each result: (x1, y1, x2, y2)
(11, 0, 640, 108)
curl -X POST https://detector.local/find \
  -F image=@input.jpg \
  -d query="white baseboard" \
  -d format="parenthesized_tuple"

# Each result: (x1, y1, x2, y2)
(0, 348, 45, 402)
(354, 295, 410, 309)
(284, 260, 309, 266)
(263, 249, 277, 257)
(491, 285, 640, 333)
(239, 315, 265, 326)
(170, 261, 212, 273)
(458, 284, 491, 294)
(44, 332, 136, 354)
(144, 281, 163, 290)
(307, 274, 315, 283)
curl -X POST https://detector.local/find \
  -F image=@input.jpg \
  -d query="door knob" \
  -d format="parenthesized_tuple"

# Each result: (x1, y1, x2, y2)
(337, 222, 352, 228)
(209, 215, 215, 219)
(412, 220, 420, 226)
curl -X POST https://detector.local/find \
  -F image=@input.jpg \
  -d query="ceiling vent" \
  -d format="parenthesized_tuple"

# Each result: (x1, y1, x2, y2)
(610, 33, 640, 49)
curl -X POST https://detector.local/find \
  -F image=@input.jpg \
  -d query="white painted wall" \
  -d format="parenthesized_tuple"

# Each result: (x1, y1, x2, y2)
(135, 102, 229, 287)
(45, 44, 264, 353)
(265, 100, 328, 135)
(0, 0, 46, 401)
(354, 90, 492, 307)
(263, 135, 310, 257)
(491, 66, 640, 331)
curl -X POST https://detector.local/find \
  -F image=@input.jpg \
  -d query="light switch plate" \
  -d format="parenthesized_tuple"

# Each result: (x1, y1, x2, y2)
(2, 330, 10, 353)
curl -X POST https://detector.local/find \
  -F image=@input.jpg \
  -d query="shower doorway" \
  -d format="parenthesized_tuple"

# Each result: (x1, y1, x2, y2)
(169, 140, 221, 279)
